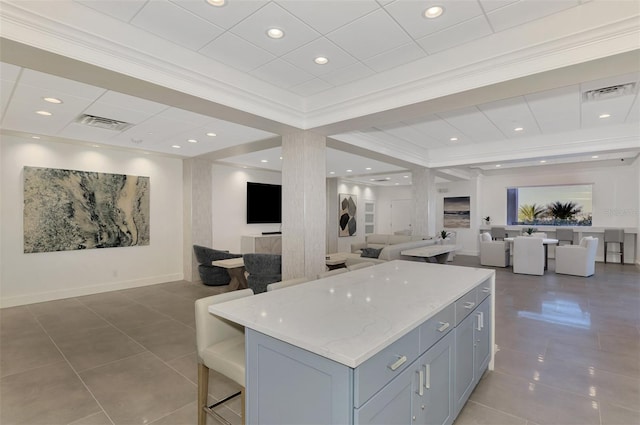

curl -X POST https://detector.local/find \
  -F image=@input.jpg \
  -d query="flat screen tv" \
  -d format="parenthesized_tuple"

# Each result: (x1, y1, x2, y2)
(246, 182, 282, 224)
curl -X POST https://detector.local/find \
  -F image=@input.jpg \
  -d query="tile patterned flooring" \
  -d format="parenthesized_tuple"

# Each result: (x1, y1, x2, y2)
(1, 257, 638, 424)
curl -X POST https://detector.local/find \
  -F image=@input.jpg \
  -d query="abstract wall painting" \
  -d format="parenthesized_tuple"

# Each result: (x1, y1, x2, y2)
(339, 193, 357, 237)
(443, 196, 471, 228)
(23, 167, 150, 253)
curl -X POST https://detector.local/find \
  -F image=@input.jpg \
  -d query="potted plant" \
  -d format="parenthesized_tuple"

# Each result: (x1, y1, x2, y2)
(483, 216, 490, 225)
(524, 227, 536, 236)
(439, 230, 451, 244)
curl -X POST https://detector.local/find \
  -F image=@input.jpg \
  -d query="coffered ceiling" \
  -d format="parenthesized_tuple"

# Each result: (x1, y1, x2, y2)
(1, 0, 639, 184)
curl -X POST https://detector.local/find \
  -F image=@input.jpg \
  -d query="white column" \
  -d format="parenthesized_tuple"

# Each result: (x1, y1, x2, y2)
(183, 158, 212, 282)
(281, 131, 327, 279)
(326, 177, 339, 254)
(411, 167, 436, 237)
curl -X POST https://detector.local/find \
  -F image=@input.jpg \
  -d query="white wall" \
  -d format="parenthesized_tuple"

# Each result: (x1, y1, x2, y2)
(333, 182, 377, 253)
(481, 162, 639, 228)
(376, 185, 413, 235)
(211, 164, 282, 253)
(0, 136, 184, 307)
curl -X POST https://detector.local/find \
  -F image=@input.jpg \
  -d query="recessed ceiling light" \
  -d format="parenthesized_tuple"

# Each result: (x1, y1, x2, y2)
(346, 169, 352, 172)
(450, 137, 458, 142)
(370, 178, 375, 181)
(591, 155, 599, 159)
(329, 171, 335, 175)
(267, 28, 284, 39)
(424, 6, 444, 19)
(395, 183, 400, 185)
(31, 135, 40, 139)
(35, 110, 52, 116)
(514, 127, 524, 132)
(43, 97, 62, 104)
(539, 160, 546, 163)
(187, 139, 198, 143)
(385, 177, 391, 180)
(365, 167, 372, 170)
(261, 159, 268, 163)
(206, 0, 225, 6)
(206, 132, 217, 137)
(495, 164, 501, 167)
(92, 144, 100, 148)
(599, 113, 611, 119)
(171, 145, 181, 149)
(279, 156, 283, 160)
(314, 56, 329, 65)
(403, 175, 409, 178)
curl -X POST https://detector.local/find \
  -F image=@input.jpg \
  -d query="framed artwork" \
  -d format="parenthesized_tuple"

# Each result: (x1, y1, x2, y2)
(443, 196, 470, 228)
(339, 193, 357, 237)
(23, 166, 150, 253)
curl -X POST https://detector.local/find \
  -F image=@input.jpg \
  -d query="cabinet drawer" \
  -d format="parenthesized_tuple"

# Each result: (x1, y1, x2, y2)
(353, 328, 420, 408)
(455, 290, 477, 325)
(477, 281, 492, 303)
(419, 303, 455, 353)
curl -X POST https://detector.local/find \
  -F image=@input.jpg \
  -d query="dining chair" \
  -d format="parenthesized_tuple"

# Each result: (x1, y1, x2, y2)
(490, 226, 507, 240)
(513, 236, 544, 275)
(478, 232, 509, 267)
(555, 228, 574, 245)
(603, 228, 625, 264)
(195, 289, 254, 425)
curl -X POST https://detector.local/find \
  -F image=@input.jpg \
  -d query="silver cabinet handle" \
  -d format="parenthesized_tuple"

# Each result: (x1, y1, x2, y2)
(464, 301, 476, 309)
(479, 311, 484, 330)
(482, 287, 490, 293)
(388, 355, 407, 371)
(425, 364, 431, 389)
(437, 322, 450, 332)
(476, 313, 482, 331)
(417, 369, 424, 396)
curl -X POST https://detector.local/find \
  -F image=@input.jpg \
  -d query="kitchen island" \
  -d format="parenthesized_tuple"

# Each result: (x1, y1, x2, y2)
(210, 260, 495, 425)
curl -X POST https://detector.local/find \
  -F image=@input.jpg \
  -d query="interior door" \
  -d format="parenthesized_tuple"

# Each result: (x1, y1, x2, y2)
(391, 199, 413, 234)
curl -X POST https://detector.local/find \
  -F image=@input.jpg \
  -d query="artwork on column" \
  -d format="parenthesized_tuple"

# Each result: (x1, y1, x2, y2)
(339, 193, 357, 237)
(443, 196, 470, 228)
(23, 166, 150, 253)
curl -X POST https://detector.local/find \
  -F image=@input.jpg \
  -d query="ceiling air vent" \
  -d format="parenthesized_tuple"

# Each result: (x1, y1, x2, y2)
(75, 114, 133, 131)
(582, 82, 636, 102)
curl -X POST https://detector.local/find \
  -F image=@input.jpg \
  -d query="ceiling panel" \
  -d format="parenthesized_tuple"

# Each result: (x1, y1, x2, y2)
(374, 122, 440, 146)
(437, 107, 505, 143)
(525, 85, 580, 133)
(384, 0, 485, 40)
(404, 116, 466, 147)
(478, 96, 541, 138)
(326, 9, 412, 60)
(289, 78, 334, 96)
(2, 101, 72, 134)
(319, 62, 375, 86)
(9, 82, 99, 120)
(417, 15, 493, 54)
(18, 69, 106, 100)
(250, 59, 315, 88)
(57, 122, 127, 143)
(477, 0, 519, 13)
(276, 0, 380, 35)
(170, 0, 267, 30)
(582, 97, 635, 127)
(74, 0, 148, 22)
(229, 2, 320, 56)
(130, 0, 224, 51)
(282, 37, 358, 77)
(625, 94, 639, 123)
(0, 80, 15, 119)
(486, 0, 579, 32)
(362, 42, 426, 73)
(199, 32, 276, 73)
(0, 62, 21, 82)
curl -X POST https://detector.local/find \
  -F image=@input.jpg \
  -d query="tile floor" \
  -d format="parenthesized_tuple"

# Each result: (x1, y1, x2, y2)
(1, 257, 638, 425)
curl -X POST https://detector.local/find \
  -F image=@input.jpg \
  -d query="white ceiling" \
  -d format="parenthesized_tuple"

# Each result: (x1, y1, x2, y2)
(1, 0, 639, 184)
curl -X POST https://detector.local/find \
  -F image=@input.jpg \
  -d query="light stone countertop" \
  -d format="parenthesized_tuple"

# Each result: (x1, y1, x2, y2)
(209, 260, 495, 368)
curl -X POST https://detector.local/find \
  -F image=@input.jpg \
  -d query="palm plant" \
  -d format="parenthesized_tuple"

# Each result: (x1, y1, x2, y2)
(518, 203, 546, 222)
(547, 201, 582, 220)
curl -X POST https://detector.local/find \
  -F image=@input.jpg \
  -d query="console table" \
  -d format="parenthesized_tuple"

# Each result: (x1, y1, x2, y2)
(240, 234, 282, 254)
(210, 260, 495, 424)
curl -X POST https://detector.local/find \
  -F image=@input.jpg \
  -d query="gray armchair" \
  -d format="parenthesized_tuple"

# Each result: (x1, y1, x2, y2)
(243, 253, 282, 294)
(193, 245, 242, 286)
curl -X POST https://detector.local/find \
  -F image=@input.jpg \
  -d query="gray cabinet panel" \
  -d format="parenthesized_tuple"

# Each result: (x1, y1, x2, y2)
(474, 297, 491, 379)
(454, 312, 475, 415)
(421, 331, 454, 425)
(246, 329, 352, 424)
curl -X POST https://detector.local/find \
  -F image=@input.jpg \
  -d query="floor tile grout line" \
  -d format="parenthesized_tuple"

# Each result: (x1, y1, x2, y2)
(464, 400, 529, 423)
(32, 314, 117, 425)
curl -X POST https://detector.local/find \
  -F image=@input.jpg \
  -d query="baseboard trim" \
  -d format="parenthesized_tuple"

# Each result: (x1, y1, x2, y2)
(0, 273, 184, 308)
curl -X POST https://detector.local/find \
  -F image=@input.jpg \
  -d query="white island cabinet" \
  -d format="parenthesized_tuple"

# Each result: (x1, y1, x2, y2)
(209, 260, 495, 425)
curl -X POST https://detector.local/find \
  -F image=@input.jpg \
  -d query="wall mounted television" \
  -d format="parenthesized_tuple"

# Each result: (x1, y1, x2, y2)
(246, 182, 282, 224)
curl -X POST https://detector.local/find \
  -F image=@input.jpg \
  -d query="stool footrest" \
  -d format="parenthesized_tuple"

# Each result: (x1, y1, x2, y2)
(204, 391, 242, 425)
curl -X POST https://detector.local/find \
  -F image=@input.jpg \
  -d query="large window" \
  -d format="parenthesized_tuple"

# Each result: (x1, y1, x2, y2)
(507, 184, 593, 226)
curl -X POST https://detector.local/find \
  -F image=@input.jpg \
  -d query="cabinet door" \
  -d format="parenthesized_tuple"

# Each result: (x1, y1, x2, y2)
(420, 331, 454, 425)
(454, 312, 475, 416)
(474, 297, 491, 382)
(355, 360, 417, 425)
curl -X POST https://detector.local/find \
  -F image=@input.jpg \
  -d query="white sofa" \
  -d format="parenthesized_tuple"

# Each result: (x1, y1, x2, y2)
(345, 238, 437, 267)
(478, 232, 509, 267)
(351, 233, 428, 253)
(555, 236, 598, 277)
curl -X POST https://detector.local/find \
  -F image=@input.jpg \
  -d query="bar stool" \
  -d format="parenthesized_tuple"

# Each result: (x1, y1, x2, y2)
(603, 228, 625, 264)
(556, 228, 574, 245)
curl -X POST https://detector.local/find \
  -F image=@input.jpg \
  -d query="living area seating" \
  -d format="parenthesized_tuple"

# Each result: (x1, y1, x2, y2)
(195, 289, 253, 425)
(345, 237, 437, 268)
(555, 236, 598, 277)
(243, 253, 282, 294)
(490, 226, 507, 240)
(193, 245, 242, 286)
(513, 236, 545, 275)
(266, 277, 312, 292)
(478, 232, 509, 267)
(350, 233, 428, 252)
